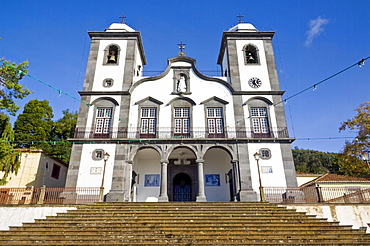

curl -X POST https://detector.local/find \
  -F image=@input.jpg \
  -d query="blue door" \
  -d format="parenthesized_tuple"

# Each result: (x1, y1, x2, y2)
(173, 173, 192, 202)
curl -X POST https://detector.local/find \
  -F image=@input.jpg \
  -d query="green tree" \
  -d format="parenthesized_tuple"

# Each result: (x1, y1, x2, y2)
(49, 109, 77, 163)
(0, 59, 31, 115)
(338, 101, 370, 176)
(0, 113, 20, 185)
(339, 101, 370, 158)
(14, 99, 54, 153)
(292, 148, 341, 174)
(0, 58, 30, 184)
(293, 147, 369, 177)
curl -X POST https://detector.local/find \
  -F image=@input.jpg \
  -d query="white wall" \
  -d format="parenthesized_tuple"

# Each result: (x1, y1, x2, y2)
(129, 61, 235, 130)
(235, 40, 271, 92)
(133, 156, 161, 202)
(0, 206, 77, 230)
(2, 204, 370, 233)
(76, 144, 116, 195)
(92, 40, 128, 91)
(248, 143, 287, 194)
(204, 149, 232, 201)
(284, 204, 370, 233)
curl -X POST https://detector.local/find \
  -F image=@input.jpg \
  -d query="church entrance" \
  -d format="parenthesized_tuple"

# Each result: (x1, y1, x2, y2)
(173, 173, 192, 202)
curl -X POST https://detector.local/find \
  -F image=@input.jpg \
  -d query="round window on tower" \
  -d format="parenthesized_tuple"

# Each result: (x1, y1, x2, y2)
(103, 78, 114, 88)
(259, 148, 271, 160)
(92, 149, 105, 160)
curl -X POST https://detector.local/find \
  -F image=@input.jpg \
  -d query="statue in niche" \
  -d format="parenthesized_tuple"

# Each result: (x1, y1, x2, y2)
(177, 75, 187, 92)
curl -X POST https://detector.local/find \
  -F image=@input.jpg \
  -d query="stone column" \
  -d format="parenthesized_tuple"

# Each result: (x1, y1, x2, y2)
(196, 159, 207, 202)
(158, 159, 169, 202)
(106, 159, 132, 202)
(231, 160, 240, 201)
(236, 143, 258, 202)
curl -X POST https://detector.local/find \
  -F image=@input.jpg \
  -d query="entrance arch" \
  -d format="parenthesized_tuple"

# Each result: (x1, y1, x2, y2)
(173, 173, 192, 202)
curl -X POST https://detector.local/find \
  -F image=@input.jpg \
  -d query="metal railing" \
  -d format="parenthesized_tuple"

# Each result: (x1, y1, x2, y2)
(0, 187, 100, 205)
(264, 186, 370, 204)
(1, 186, 369, 205)
(74, 127, 289, 140)
(142, 70, 222, 77)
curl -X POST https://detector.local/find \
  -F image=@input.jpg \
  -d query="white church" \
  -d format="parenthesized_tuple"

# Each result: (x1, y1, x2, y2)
(65, 19, 298, 202)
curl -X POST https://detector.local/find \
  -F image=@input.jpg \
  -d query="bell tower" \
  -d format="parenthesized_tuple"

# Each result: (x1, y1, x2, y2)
(217, 22, 298, 195)
(65, 21, 147, 194)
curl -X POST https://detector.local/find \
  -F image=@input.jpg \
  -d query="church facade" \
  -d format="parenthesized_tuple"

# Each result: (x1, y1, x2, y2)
(65, 21, 297, 202)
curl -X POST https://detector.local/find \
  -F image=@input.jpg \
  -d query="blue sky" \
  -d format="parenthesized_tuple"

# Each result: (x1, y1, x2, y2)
(1, 0, 369, 153)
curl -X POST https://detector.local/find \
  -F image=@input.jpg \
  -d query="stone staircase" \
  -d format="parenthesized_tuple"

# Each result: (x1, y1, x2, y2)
(1, 202, 370, 245)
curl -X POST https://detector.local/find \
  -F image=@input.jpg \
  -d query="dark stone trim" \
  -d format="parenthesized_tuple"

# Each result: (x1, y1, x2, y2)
(79, 91, 130, 96)
(135, 96, 163, 105)
(234, 91, 285, 95)
(166, 97, 196, 106)
(217, 31, 275, 65)
(280, 143, 298, 187)
(83, 40, 100, 92)
(76, 95, 91, 128)
(200, 96, 229, 105)
(91, 97, 119, 106)
(68, 138, 296, 145)
(243, 96, 273, 106)
(130, 55, 235, 94)
(88, 31, 147, 65)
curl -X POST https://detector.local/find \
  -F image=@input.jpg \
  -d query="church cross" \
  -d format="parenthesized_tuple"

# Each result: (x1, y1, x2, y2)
(119, 14, 127, 24)
(178, 41, 186, 52)
(237, 14, 244, 24)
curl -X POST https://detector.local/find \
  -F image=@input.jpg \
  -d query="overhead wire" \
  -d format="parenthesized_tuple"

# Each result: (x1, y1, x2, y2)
(274, 56, 369, 106)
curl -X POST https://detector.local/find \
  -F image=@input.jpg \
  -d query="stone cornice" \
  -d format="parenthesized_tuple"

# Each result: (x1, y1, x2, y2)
(217, 31, 275, 65)
(68, 138, 295, 144)
(88, 31, 147, 65)
(234, 90, 285, 95)
(78, 91, 130, 96)
(130, 55, 235, 94)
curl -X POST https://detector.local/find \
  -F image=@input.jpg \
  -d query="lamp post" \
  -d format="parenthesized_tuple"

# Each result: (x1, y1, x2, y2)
(98, 152, 110, 202)
(253, 152, 266, 202)
(362, 153, 370, 170)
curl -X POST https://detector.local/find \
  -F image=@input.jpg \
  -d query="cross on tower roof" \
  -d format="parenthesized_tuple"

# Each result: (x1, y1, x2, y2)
(177, 41, 186, 56)
(237, 14, 244, 24)
(119, 14, 127, 24)
(178, 41, 186, 51)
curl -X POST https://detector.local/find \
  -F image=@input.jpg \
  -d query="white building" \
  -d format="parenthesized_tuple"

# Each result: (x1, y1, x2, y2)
(65, 21, 297, 202)
(1, 149, 68, 188)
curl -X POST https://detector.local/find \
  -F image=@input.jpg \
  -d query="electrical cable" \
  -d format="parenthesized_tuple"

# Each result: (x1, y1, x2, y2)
(274, 56, 369, 106)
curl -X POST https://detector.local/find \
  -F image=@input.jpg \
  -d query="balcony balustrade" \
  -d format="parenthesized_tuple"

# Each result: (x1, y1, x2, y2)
(73, 127, 289, 139)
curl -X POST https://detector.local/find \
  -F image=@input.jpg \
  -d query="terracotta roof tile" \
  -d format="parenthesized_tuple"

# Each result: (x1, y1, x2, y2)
(316, 173, 369, 182)
(300, 173, 370, 187)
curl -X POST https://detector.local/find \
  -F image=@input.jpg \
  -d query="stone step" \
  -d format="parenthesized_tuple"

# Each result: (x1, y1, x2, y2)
(0, 238, 369, 245)
(12, 223, 355, 231)
(1, 202, 369, 245)
(35, 217, 329, 223)
(53, 212, 318, 217)
(1, 230, 367, 239)
(8, 225, 364, 233)
(69, 208, 305, 214)
(20, 220, 345, 227)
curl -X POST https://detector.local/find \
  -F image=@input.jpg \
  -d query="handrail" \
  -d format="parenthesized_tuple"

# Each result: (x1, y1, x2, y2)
(73, 127, 290, 139)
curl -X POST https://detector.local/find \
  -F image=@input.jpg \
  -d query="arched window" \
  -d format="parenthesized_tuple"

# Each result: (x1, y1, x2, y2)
(201, 96, 229, 138)
(247, 98, 272, 138)
(135, 97, 163, 139)
(91, 98, 118, 138)
(104, 45, 120, 65)
(168, 98, 195, 137)
(243, 44, 259, 65)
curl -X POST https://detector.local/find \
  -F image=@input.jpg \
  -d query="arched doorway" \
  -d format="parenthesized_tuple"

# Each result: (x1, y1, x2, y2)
(173, 173, 192, 202)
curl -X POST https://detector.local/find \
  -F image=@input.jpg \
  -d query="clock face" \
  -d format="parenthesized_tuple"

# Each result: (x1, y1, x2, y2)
(248, 77, 262, 88)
